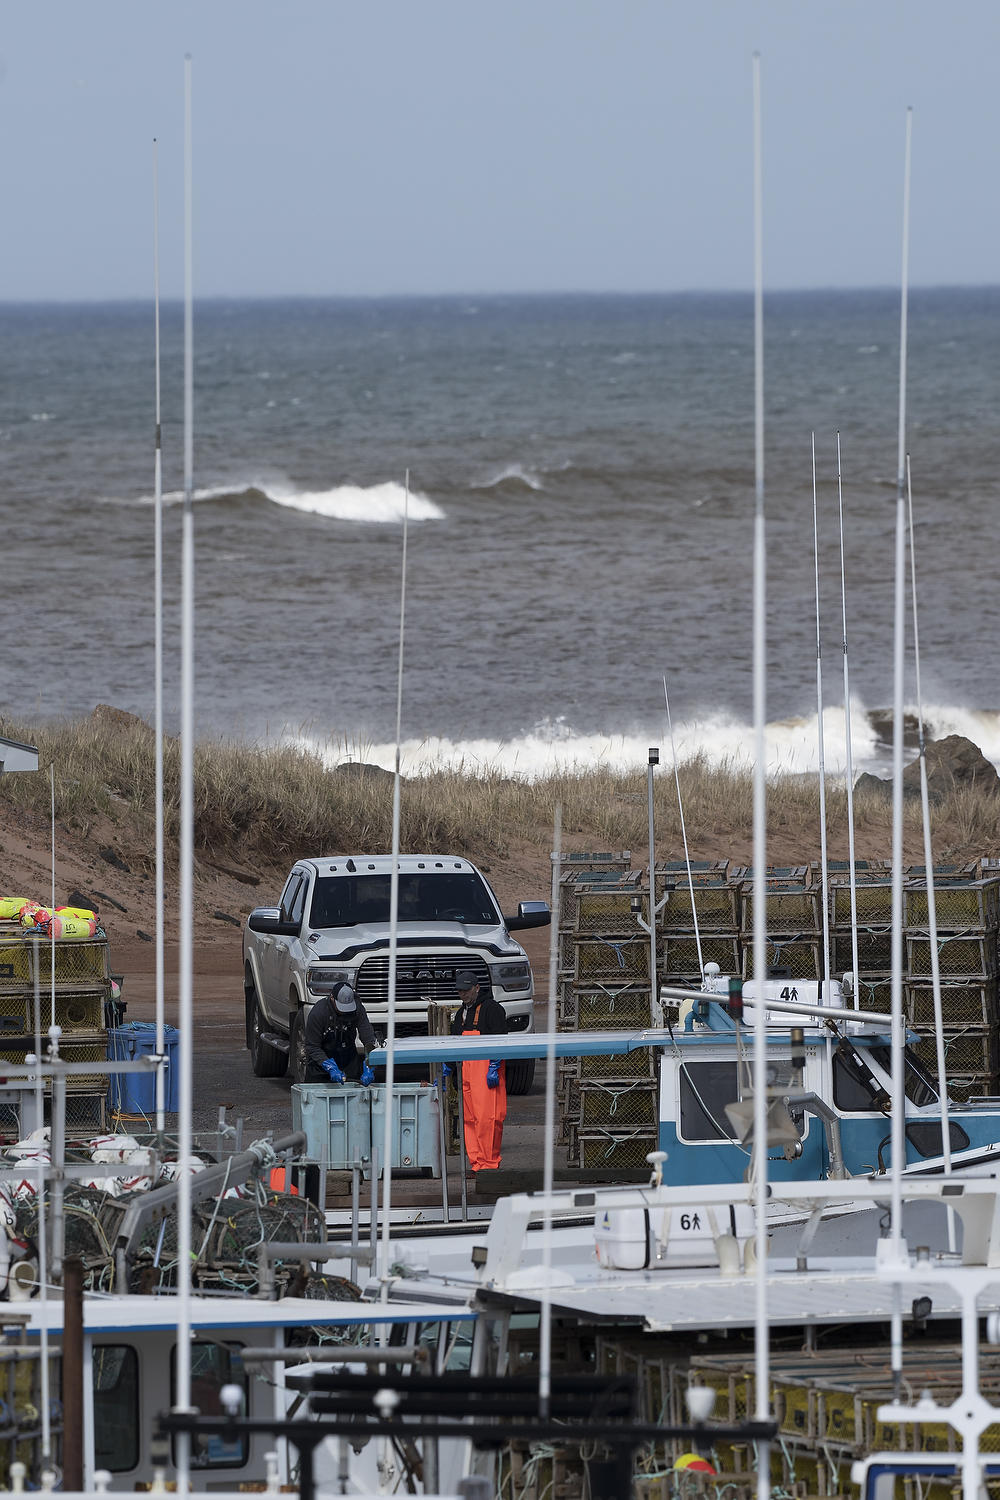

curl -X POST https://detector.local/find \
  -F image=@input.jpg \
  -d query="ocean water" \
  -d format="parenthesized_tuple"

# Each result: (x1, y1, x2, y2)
(2, 289, 999, 779)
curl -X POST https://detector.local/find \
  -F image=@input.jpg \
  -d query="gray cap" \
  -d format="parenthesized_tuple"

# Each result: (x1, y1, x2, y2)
(334, 983, 358, 1013)
(455, 970, 480, 992)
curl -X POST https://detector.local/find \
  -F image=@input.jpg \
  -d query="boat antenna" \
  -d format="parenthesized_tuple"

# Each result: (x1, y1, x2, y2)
(379, 470, 409, 1309)
(751, 53, 770, 1499)
(836, 433, 860, 1006)
(175, 52, 195, 1495)
(811, 435, 831, 1002)
(32, 943, 52, 1481)
(50, 763, 56, 1032)
(906, 454, 955, 1246)
(662, 677, 703, 975)
(153, 137, 166, 1137)
(889, 104, 913, 1403)
(539, 801, 562, 1420)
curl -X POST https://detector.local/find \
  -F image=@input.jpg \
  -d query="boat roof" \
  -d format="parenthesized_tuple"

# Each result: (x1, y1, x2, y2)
(477, 1266, 997, 1332)
(19, 1295, 474, 1337)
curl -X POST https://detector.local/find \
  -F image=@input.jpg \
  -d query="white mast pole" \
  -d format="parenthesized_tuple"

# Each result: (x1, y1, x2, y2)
(663, 678, 703, 975)
(889, 105, 913, 1403)
(811, 434, 831, 1002)
(538, 802, 562, 1420)
(32, 946, 51, 1481)
(751, 53, 770, 1499)
(153, 137, 166, 1136)
(906, 456, 955, 1248)
(837, 433, 861, 1006)
(380, 472, 409, 1304)
(175, 52, 195, 1496)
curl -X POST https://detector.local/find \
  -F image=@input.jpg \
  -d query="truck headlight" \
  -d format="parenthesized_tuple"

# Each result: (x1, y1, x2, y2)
(490, 962, 531, 992)
(306, 967, 353, 996)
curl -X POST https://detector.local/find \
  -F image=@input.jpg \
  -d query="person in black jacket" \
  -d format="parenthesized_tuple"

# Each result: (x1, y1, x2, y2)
(304, 983, 377, 1084)
(448, 970, 508, 1170)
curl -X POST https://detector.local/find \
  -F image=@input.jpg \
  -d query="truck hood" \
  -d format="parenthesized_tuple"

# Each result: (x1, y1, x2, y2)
(306, 920, 523, 962)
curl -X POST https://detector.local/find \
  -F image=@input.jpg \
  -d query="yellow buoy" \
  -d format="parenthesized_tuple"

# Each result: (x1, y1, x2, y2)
(0, 899, 33, 921)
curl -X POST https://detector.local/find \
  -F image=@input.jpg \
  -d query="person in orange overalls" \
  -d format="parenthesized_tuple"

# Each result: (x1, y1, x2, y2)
(449, 970, 509, 1172)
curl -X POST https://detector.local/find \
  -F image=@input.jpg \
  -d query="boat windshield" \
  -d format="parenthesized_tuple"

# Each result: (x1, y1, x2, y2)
(869, 1045, 939, 1107)
(834, 1042, 938, 1111)
(310, 872, 499, 929)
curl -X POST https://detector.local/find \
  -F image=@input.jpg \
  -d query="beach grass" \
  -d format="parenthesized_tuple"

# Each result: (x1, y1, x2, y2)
(1, 714, 998, 871)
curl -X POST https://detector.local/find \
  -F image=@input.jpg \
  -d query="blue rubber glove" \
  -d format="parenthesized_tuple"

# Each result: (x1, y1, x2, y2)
(486, 1061, 501, 1090)
(441, 1063, 452, 1079)
(321, 1057, 345, 1084)
(360, 1063, 375, 1086)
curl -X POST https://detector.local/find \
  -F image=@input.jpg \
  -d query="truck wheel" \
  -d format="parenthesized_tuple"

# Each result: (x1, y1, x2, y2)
(248, 987, 288, 1079)
(505, 1059, 535, 1097)
(290, 1009, 308, 1085)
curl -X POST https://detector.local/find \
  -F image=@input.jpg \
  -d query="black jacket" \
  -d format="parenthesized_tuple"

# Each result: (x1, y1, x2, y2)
(450, 989, 509, 1038)
(304, 996, 377, 1082)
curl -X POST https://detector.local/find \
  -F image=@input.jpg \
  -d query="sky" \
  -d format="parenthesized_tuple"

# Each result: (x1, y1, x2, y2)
(0, 3, 997, 300)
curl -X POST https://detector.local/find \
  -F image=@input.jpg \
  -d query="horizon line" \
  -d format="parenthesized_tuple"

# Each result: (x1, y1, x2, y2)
(0, 282, 999, 308)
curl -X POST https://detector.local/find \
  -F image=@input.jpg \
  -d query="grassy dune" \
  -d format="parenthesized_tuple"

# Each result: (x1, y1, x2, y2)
(2, 714, 999, 870)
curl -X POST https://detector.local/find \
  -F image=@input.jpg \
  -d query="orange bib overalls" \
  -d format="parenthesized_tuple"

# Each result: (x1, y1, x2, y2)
(460, 1002, 506, 1172)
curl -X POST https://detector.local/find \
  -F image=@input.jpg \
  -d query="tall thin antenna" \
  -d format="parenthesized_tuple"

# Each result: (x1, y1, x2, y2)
(49, 764, 56, 1032)
(811, 436, 831, 1000)
(175, 51, 195, 1496)
(751, 52, 770, 1498)
(889, 104, 913, 1401)
(906, 456, 955, 1248)
(663, 678, 703, 975)
(32, 943, 51, 1475)
(538, 801, 562, 1420)
(153, 137, 165, 1137)
(380, 471, 410, 1307)
(836, 433, 860, 1006)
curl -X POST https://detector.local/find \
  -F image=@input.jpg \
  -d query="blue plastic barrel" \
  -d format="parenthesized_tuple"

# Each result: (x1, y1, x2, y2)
(108, 1023, 180, 1116)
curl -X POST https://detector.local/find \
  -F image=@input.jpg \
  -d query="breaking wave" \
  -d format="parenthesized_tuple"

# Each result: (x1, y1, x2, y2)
(305, 704, 1000, 783)
(97, 478, 444, 522)
(473, 464, 545, 491)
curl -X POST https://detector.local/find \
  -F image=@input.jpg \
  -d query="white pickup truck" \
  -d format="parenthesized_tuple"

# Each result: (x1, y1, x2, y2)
(243, 854, 550, 1095)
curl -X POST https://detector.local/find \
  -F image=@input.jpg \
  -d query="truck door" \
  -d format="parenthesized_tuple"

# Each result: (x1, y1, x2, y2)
(260, 872, 304, 1013)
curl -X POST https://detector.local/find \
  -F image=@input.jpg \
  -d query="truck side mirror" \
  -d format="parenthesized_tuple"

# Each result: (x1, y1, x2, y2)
(247, 907, 301, 936)
(505, 901, 551, 931)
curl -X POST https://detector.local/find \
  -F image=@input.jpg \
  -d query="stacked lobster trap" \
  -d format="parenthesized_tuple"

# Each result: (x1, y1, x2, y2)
(737, 866, 824, 983)
(555, 852, 661, 1173)
(903, 863, 1000, 1102)
(0, 918, 115, 1135)
(828, 860, 894, 1015)
(659, 860, 739, 1002)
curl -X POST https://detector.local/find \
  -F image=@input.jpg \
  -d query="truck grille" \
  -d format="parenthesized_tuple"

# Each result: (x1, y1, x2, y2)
(355, 954, 492, 1010)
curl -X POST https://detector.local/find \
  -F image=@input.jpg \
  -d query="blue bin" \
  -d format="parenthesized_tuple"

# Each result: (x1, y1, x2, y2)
(108, 1023, 180, 1115)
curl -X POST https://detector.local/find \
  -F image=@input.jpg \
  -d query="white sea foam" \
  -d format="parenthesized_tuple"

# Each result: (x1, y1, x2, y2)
(99, 478, 444, 522)
(266, 480, 443, 522)
(300, 703, 1000, 783)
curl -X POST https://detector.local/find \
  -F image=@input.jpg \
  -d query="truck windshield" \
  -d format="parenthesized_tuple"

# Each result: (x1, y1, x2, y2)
(310, 872, 499, 928)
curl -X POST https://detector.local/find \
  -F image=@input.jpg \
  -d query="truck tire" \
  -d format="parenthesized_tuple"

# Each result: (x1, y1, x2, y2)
(248, 984, 288, 1079)
(290, 1009, 308, 1085)
(505, 1058, 535, 1096)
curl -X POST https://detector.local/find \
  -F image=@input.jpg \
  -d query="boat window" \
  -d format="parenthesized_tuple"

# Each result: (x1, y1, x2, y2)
(906, 1121, 971, 1158)
(833, 1048, 886, 1112)
(170, 1342, 249, 1469)
(93, 1345, 139, 1473)
(310, 873, 499, 929)
(869, 1046, 939, 1108)
(678, 1061, 739, 1142)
